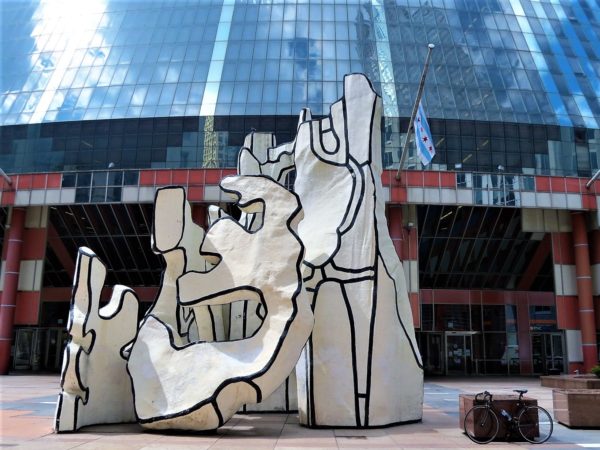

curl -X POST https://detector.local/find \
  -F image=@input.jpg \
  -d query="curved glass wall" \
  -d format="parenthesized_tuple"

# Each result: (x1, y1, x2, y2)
(1, 0, 599, 175)
(2, 0, 599, 127)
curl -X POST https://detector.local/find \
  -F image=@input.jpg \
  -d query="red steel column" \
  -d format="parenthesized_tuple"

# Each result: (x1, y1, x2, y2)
(591, 230, 600, 344)
(388, 206, 419, 327)
(0, 208, 26, 374)
(516, 293, 533, 374)
(552, 231, 581, 373)
(571, 212, 598, 372)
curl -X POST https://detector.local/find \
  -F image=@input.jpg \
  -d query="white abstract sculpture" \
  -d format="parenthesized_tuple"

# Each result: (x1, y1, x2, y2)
(127, 176, 313, 430)
(238, 130, 296, 185)
(234, 74, 423, 427)
(292, 74, 423, 427)
(149, 186, 223, 345)
(235, 131, 299, 412)
(55, 248, 139, 432)
(54, 73, 423, 433)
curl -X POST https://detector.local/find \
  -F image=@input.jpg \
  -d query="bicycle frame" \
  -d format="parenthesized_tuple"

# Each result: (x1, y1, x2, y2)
(486, 392, 523, 439)
(475, 391, 544, 441)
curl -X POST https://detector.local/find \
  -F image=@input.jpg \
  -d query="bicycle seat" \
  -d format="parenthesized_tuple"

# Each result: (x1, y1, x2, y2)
(513, 389, 528, 395)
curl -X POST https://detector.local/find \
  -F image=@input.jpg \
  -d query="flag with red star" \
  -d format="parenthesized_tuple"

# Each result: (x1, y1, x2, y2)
(414, 100, 436, 165)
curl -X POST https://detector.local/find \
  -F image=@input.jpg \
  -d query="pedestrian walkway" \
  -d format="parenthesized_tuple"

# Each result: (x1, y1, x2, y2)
(1, 375, 599, 449)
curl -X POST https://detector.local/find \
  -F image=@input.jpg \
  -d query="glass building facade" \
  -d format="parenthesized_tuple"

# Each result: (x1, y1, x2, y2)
(1, 0, 599, 376)
(2, 0, 600, 175)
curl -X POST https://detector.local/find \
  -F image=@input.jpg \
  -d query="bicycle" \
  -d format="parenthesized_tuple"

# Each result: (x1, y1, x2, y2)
(463, 389, 553, 444)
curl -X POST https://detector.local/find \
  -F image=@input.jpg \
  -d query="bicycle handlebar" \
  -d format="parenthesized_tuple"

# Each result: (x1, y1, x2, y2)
(475, 390, 493, 402)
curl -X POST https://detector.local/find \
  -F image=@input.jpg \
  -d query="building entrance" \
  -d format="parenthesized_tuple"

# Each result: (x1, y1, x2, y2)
(445, 331, 476, 375)
(13, 327, 67, 372)
(417, 332, 444, 375)
(531, 332, 565, 375)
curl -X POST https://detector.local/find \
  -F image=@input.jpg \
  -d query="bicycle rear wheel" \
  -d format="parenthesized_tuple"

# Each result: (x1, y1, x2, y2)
(517, 405, 553, 444)
(464, 405, 499, 444)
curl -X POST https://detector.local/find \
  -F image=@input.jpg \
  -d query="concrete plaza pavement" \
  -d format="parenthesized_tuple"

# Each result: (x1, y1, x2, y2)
(1, 375, 600, 449)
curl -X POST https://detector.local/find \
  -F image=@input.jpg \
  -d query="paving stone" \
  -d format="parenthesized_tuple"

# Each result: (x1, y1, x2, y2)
(2, 375, 600, 449)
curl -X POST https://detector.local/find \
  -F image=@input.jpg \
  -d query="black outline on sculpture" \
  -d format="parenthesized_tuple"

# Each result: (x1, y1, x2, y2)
(149, 187, 205, 342)
(55, 72, 422, 433)
(290, 73, 423, 428)
(127, 175, 312, 429)
(236, 134, 305, 413)
(55, 247, 139, 432)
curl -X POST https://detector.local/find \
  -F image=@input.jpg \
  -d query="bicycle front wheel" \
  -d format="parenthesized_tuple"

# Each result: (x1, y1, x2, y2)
(464, 405, 499, 444)
(517, 405, 553, 444)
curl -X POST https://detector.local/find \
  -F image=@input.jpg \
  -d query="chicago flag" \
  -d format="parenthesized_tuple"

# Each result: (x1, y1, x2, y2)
(414, 100, 436, 165)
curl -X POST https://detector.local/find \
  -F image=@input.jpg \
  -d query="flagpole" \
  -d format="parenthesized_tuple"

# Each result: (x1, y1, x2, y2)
(395, 43, 435, 181)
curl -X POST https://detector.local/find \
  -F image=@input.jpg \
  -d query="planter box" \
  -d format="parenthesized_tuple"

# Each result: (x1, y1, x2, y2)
(552, 389, 600, 429)
(460, 394, 537, 440)
(541, 375, 600, 390)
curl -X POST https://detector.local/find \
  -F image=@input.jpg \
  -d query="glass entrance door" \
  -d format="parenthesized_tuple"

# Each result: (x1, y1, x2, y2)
(445, 332, 473, 375)
(417, 332, 444, 375)
(43, 328, 68, 371)
(531, 332, 565, 374)
(12, 327, 68, 371)
(13, 328, 37, 370)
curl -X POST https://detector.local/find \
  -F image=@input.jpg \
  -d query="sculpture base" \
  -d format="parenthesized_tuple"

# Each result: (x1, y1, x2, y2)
(299, 418, 422, 430)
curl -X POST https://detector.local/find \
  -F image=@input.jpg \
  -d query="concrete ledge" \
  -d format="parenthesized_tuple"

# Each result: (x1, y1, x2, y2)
(552, 389, 600, 429)
(541, 375, 600, 389)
